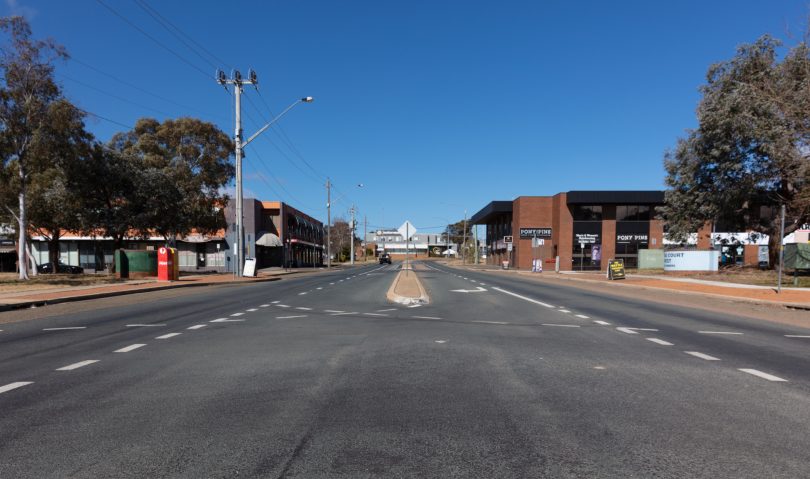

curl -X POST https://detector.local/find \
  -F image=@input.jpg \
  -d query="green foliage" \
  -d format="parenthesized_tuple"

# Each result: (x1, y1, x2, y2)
(662, 34, 810, 262)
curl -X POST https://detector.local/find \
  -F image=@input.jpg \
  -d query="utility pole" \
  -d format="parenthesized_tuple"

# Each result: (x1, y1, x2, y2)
(462, 210, 468, 264)
(363, 215, 367, 262)
(350, 204, 356, 265)
(778, 203, 786, 293)
(473, 225, 479, 264)
(326, 178, 331, 269)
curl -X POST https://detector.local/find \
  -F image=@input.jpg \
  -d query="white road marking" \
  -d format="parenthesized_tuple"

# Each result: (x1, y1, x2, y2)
(376, 308, 397, 312)
(594, 366, 606, 370)
(271, 301, 280, 304)
(414, 316, 442, 320)
(115, 344, 146, 353)
(210, 318, 244, 323)
(126, 324, 165, 328)
(491, 287, 554, 308)
(785, 335, 810, 338)
(330, 282, 335, 285)
(363, 313, 388, 317)
(56, 360, 99, 371)
(187, 324, 207, 330)
(685, 351, 720, 361)
(542, 324, 581, 328)
(259, 304, 270, 308)
(451, 286, 487, 293)
(472, 320, 507, 325)
(276, 304, 291, 308)
(330, 312, 357, 316)
(699, 331, 742, 335)
(324, 310, 344, 313)
(435, 340, 447, 344)
(246, 308, 258, 312)
(277, 315, 307, 319)
(646, 338, 673, 346)
(43, 327, 86, 331)
(156, 333, 181, 339)
(558, 309, 571, 313)
(299, 292, 308, 295)
(230, 312, 244, 317)
(575, 314, 590, 319)
(594, 320, 611, 325)
(0, 382, 33, 394)
(408, 304, 422, 308)
(616, 327, 639, 334)
(295, 307, 313, 311)
(738, 369, 787, 382)
(316, 287, 323, 290)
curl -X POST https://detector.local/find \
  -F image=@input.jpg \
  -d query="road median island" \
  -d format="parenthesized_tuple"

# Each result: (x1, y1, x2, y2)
(386, 266, 430, 305)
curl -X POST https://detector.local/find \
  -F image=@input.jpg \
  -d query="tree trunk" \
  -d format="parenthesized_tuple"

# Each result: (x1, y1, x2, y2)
(48, 233, 60, 273)
(17, 175, 29, 280)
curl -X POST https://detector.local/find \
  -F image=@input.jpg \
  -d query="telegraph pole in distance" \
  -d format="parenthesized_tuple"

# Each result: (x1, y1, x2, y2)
(350, 205, 356, 265)
(217, 69, 256, 277)
(326, 178, 331, 269)
(363, 215, 367, 262)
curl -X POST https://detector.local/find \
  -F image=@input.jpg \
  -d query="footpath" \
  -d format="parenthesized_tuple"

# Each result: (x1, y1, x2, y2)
(453, 263, 810, 310)
(0, 267, 337, 312)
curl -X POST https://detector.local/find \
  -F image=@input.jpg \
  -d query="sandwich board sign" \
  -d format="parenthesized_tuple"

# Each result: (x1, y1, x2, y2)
(607, 259, 625, 280)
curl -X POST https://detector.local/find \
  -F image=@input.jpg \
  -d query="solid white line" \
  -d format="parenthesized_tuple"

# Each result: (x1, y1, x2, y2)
(414, 316, 442, 320)
(685, 351, 720, 361)
(295, 307, 313, 311)
(329, 312, 357, 316)
(210, 318, 244, 323)
(187, 324, 207, 330)
(126, 324, 164, 328)
(230, 312, 244, 317)
(699, 331, 742, 335)
(472, 320, 507, 325)
(115, 344, 146, 353)
(277, 315, 307, 319)
(276, 304, 291, 308)
(647, 338, 673, 346)
(739, 368, 787, 382)
(156, 333, 181, 339)
(575, 314, 590, 319)
(594, 320, 611, 325)
(363, 313, 388, 317)
(542, 324, 581, 328)
(785, 335, 810, 338)
(43, 327, 86, 331)
(56, 360, 99, 371)
(492, 287, 554, 308)
(0, 382, 33, 394)
(246, 308, 258, 312)
(616, 327, 639, 334)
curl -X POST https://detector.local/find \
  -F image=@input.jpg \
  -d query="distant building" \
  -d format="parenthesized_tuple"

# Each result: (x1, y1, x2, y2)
(365, 221, 459, 258)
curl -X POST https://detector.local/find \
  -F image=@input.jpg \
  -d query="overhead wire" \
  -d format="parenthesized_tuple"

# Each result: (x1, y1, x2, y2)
(61, 73, 177, 118)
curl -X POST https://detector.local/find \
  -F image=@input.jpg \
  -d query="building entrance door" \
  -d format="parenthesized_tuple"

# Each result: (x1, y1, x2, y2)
(196, 243, 206, 269)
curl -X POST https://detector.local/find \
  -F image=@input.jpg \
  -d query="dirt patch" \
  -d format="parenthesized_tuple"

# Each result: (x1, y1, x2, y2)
(633, 267, 810, 287)
(0, 273, 125, 292)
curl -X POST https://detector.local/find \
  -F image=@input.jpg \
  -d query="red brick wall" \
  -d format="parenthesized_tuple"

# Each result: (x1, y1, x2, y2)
(649, 219, 664, 249)
(553, 193, 573, 271)
(513, 196, 554, 270)
(601, 205, 616, 271)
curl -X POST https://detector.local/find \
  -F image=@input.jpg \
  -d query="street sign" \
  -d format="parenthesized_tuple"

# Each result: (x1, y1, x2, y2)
(532, 238, 545, 247)
(504, 236, 513, 244)
(507, 243, 513, 252)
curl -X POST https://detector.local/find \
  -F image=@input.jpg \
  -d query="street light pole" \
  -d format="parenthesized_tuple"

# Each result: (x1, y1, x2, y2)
(326, 178, 331, 269)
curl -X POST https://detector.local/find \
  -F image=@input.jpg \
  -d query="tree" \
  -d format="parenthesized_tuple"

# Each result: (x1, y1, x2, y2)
(0, 16, 67, 279)
(329, 217, 356, 262)
(661, 35, 810, 266)
(108, 117, 234, 242)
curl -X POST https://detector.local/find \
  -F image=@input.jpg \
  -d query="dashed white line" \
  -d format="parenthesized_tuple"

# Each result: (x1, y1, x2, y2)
(414, 316, 442, 320)
(295, 307, 313, 311)
(575, 314, 590, 319)
(492, 287, 554, 308)
(271, 301, 280, 304)
(408, 304, 422, 308)
(479, 283, 487, 286)
(376, 308, 397, 312)
(316, 287, 323, 290)
(210, 318, 244, 323)
(298, 292, 308, 295)
(616, 327, 639, 335)
(56, 360, 99, 371)
(277, 315, 307, 319)
(472, 320, 507, 325)
(246, 308, 258, 312)
(685, 351, 720, 361)
(542, 324, 581, 328)
(699, 331, 742, 335)
(156, 333, 181, 340)
(329, 312, 357, 316)
(785, 335, 810, 338)
(187, 324, 207, 330)
(0, 382, 33, 394)
(594, 320, 611, 326)
(363, 313, 388, 317)
(646, 338, 673, 346)
(324, 310, 344, 313)
(126, 324, 165, 328)
(435, 340, 447, 344)
(259, 304, 270, 308)
(230, 312, 244, 317)
(558, 309, 571, 313)
(738, 369, 787, 382)
(43, 327, 86, 331)
(276, 304, 291, 308)
(115, 344, 146, 353)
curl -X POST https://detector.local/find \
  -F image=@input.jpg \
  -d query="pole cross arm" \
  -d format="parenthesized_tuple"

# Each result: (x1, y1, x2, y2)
(242, 97, 314, 148)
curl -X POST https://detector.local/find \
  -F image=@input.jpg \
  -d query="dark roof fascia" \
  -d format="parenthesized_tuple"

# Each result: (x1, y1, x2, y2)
(566, 191, 665, 205)
(470, 201, 513, 224)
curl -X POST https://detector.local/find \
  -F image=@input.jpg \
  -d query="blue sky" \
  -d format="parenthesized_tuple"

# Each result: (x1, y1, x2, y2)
(4, 0, 809, 235)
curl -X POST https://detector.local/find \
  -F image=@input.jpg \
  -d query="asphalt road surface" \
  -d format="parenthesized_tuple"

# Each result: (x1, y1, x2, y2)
(1, 262, 809, 478)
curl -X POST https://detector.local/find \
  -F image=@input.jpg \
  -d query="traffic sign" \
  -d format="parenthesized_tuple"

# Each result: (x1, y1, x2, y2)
(504, 236, 513, 244)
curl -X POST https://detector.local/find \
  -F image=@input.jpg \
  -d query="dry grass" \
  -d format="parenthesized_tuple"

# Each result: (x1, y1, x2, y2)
(0, 273, 125, 292)
(631, 266, 810, 288)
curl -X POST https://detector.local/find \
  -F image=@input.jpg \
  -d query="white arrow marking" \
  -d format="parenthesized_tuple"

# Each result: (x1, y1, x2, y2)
(450, 286, 487, 293)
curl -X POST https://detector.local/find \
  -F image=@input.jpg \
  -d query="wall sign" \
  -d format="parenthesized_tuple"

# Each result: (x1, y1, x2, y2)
(664, 251, 719, 271)
(520, 228, 552, 238)
(575, 233, 600, 244)
(616, 234, 648, 243)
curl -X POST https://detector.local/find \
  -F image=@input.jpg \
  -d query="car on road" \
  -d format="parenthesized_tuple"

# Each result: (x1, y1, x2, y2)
(37, 261, 84, 274)
(379, 253, 391, 264)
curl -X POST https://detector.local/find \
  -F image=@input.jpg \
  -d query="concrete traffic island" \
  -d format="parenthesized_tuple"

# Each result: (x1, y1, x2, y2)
(386, 263, 430, 305)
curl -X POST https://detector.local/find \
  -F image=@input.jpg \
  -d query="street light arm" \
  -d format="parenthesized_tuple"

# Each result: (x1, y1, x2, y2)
(243, 97, 313, 148)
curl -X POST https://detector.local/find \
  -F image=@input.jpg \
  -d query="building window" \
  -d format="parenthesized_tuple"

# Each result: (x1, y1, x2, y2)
(572, 205, 603, 221)
(616, 205, 650, 221)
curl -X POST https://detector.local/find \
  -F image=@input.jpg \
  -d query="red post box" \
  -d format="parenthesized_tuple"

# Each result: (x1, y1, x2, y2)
(157, 246, 173, 281)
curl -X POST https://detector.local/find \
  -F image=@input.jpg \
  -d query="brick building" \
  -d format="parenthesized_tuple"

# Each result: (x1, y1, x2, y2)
(471, 191, 665, 271)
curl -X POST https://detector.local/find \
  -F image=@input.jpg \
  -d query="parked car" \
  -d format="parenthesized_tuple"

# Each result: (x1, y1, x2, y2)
(38, 261, 84, 274)
(379, 253, 392, 264)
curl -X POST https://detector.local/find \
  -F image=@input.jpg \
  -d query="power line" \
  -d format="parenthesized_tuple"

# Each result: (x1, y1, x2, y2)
(95, 0, 211, 80)
(61, 73, 177, 118)
(78, 108, 133, 130)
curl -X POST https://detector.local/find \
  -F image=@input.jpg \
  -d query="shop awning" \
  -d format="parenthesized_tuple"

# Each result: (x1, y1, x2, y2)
(256, 232, 283, 247)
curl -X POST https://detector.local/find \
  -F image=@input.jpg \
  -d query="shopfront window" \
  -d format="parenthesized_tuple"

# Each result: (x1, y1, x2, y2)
(572, 205, 602, 221)
(616, 205, 650, 221)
